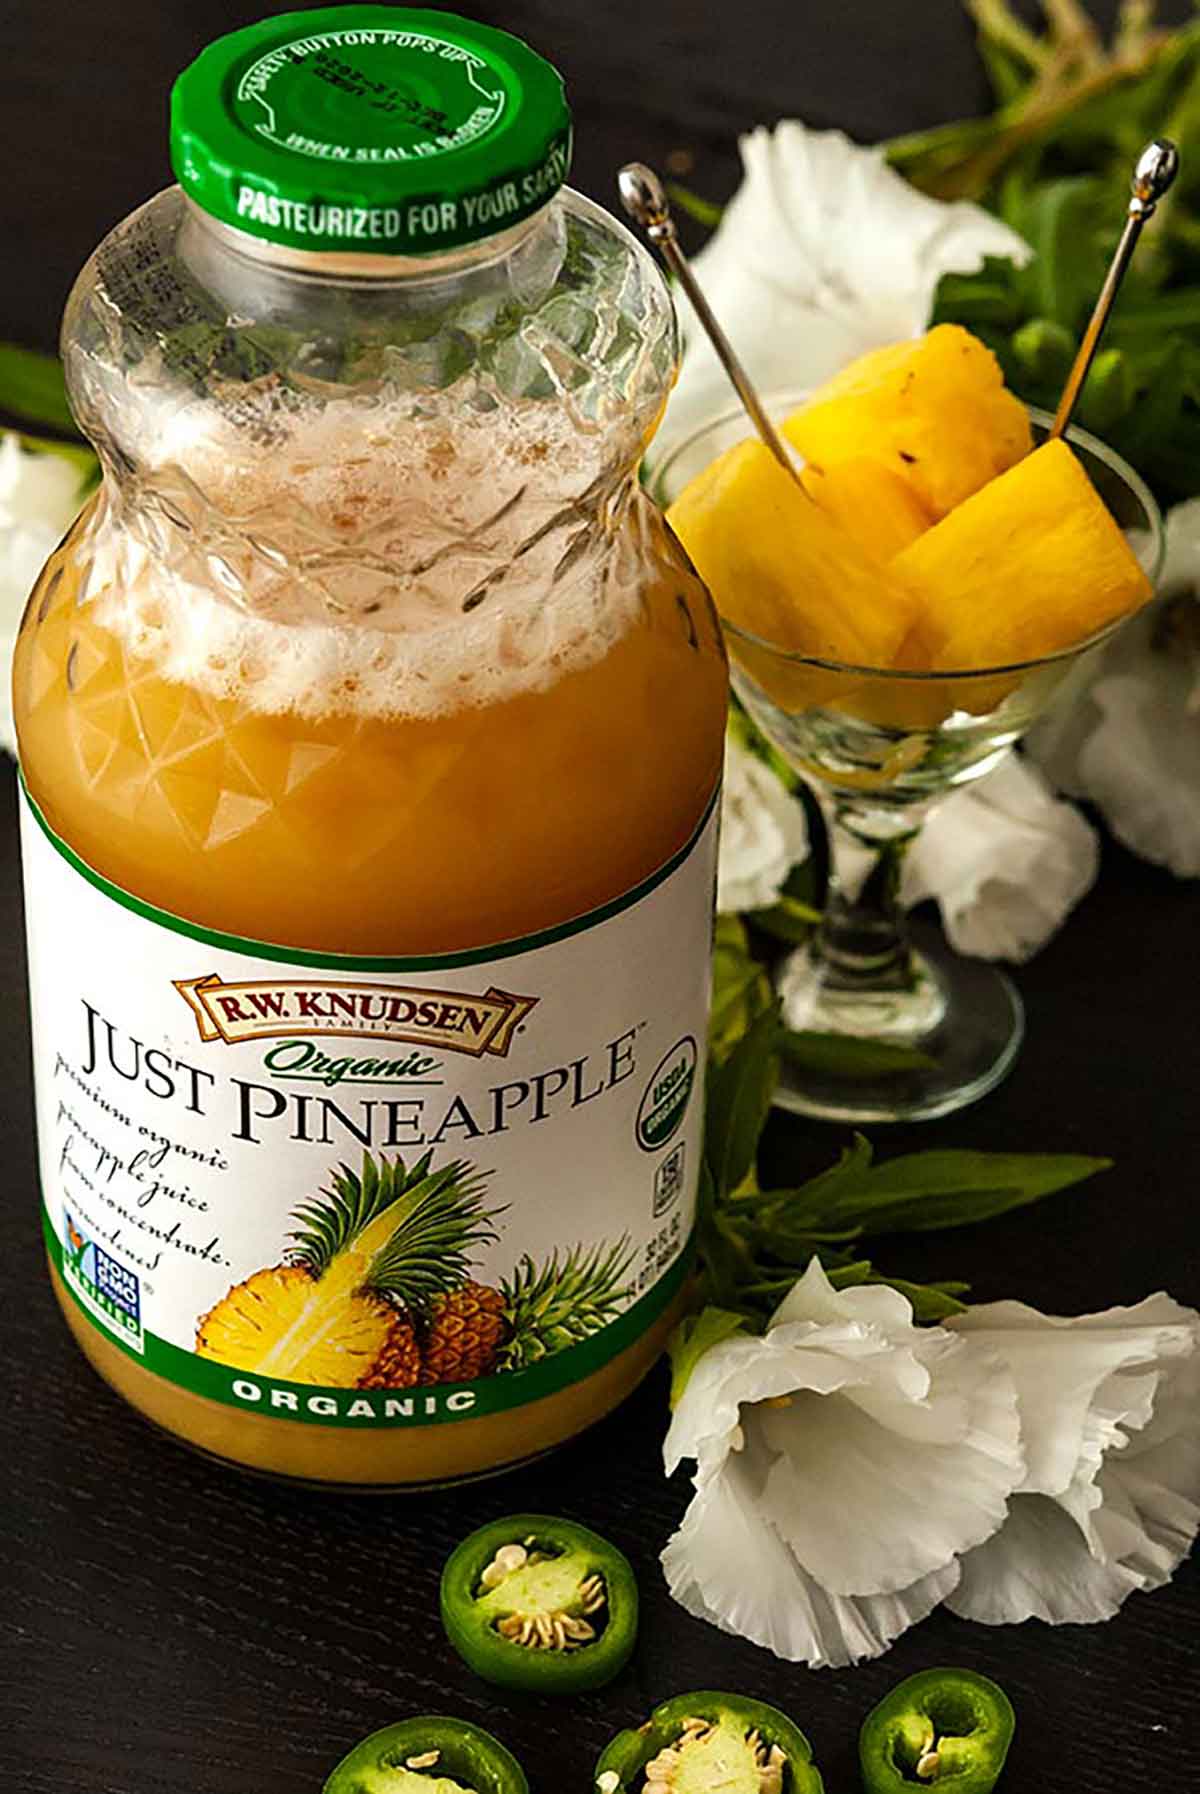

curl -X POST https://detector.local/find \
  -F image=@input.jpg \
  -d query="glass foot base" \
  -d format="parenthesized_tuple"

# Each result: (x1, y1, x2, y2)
(775, 925, 1024, 1124)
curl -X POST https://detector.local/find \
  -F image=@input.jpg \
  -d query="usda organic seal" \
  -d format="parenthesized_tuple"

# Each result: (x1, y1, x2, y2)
(636, 1037, 697, 1151)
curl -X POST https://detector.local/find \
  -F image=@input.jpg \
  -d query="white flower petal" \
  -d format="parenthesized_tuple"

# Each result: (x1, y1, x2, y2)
(1074, 657, 1200, 875)
(1027, 496, 1200, 879)
(663, 1318, 879, 1480)
(1155, 495, 1200, 599)
(1109, 1449, 1200, 1589)
(948, 1492, 1143, 1625)
(717, 735, 809, 914)
(771, 1255, 914, 1336)
(950, 1297, 1198, 1498)
(949, 1293, 1200, 1624)
(0, 433, 89, 757)
(901, 753, 1099, 961)
(653, 123, 1029, 464)
(754, 1331, 1019, 1595)
(0, 431, 84, 528)
(662, 1443, 960, 1668)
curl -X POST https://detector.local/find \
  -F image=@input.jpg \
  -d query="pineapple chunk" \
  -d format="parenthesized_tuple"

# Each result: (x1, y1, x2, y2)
(801, 456, 933, 560)
(893, 438, 1154, 670)
(666, 435, 921, 670)
(784, 324, 1032, 519)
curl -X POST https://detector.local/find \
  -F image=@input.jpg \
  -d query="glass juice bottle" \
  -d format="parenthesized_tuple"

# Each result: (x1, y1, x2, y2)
(14, 7, 727, 1486)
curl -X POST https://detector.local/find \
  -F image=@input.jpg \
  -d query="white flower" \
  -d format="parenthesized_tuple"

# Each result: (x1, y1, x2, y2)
(717, 735, 809, 914)
(653, 123, 1029, 465)
(947, 1295, 1200, 1625)
(661, 1260, 1023, 1668)
(0, 432, 88, 754)
(1028, 602, 1200, 877)
(1027, 499, 1200, 877)
(769, 749, 1096, 967)
(902, 752, 1100, 962)
(1155, 494, 1200, 607)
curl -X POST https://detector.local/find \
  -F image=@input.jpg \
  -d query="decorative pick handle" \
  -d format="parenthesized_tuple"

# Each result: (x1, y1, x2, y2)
(617, 161, 805, 488)
(1050, 138, 1180, 441)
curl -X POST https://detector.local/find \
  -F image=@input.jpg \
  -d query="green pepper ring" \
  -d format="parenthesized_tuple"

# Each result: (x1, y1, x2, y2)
(595, 1690, 825, 1792)
(859, 1667, 1016, 1794)
(322, 1716, 528, 1794)
(440, 1513, 638, 1694)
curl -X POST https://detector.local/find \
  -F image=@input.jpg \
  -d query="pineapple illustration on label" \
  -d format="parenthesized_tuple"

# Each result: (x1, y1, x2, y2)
(196, 1149, 636, 1394)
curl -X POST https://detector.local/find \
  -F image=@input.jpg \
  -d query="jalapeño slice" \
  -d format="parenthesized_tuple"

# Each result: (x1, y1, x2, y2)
(322, 1717, 528, 1794)
(858, 1668, 1015, 1794)
(440, 1513, 638, 1693)
(595, 1691, 825, 1794)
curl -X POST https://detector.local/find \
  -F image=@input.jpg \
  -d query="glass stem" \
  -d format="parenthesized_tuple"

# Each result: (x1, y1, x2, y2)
(815, 795, 923, 994)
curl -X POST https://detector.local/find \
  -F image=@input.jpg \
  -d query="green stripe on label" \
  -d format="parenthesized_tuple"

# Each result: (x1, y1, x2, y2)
(20, 777, 719, 971)
(45, 1209, 693, 1427)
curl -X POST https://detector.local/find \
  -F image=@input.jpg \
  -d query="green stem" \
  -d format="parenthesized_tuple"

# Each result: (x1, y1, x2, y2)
(965, 0, 1052, 73)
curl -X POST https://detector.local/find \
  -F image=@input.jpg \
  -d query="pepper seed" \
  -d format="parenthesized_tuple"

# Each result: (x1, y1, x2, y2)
(479, 1542, 529, 1591)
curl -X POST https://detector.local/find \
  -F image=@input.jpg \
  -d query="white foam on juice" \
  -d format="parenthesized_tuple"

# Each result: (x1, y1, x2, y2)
(86, 394, 646, 722)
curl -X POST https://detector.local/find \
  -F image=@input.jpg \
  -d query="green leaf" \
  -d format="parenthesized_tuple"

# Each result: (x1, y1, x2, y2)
(1014, 176, 1109, 328)
(781, 1149, 1110, 1236)
(727, 700, 802, 795)
(748, 893, 823, 944)
(667, 1307, 751, 1407)
(1109, 291, 1200, 336)
(704, 1005, 779, 1199)
(1079, 347, 1137, 434)
(0, 343, 77, 434)
(696, 1165, 754, 1312)
(871, 1276, 971, 1322)
(709, 914, 773, 1063)
(1011, 316, 1077, 384)
(778, 1029, 937, 1079)
(770, 1132, 874, 1212)
(665, 182, 724, 232)
(932, 257, 1026, 328)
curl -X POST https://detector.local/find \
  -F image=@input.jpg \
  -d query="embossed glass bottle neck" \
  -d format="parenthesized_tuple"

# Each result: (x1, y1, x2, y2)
(178, 191, 562, 309)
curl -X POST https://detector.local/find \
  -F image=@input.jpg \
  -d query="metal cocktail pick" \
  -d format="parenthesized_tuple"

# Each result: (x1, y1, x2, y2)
(618, 161, 805, 488)
(1050, 138, 1180, 441)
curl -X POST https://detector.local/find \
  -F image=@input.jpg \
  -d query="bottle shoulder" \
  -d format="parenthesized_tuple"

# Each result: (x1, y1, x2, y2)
(62, 186, 678, 487)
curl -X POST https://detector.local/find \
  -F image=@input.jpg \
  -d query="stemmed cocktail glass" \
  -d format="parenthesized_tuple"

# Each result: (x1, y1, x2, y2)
(653, 401, 1164, 1123)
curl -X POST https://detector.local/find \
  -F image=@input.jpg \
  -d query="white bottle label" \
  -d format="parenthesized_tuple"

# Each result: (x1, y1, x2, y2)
(21, 784, 716, 1428)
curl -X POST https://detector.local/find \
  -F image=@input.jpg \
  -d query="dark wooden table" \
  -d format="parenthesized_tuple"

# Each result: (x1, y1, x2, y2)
(3, 3, 1198, 1790)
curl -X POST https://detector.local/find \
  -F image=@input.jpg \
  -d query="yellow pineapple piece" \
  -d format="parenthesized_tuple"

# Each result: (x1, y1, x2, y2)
(801, 456, 933, 560)
(892, 438, 1154, 671)
(666, 436, 921, 675)
(784, 325, 1032, 519)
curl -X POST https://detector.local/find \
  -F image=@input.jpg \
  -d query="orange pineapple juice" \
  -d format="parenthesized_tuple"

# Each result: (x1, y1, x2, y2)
(15, 8, 728, 1486)
(19, 507, 723, 959)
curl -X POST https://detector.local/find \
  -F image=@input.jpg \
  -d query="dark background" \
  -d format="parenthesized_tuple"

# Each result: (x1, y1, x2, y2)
(3, 3, 1199, 1791)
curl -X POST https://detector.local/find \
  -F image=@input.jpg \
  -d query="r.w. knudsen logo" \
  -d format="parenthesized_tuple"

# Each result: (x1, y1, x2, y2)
(173, 975, 538, 1058)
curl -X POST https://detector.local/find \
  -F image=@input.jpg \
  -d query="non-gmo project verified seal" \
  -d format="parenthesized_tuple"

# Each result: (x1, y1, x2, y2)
(62, 1210, 144, 1353)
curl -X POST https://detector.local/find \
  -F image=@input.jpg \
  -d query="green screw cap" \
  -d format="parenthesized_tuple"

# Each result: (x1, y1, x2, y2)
(170, 6, 572, 255)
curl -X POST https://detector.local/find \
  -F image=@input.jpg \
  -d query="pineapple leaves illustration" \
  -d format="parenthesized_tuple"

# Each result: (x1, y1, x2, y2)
(289, 1150, 497, 1305)
(497, 1238, 635, 1373)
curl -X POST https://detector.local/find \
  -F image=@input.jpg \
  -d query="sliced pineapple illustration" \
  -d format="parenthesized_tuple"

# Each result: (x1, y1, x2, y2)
(196, 1151, 497, 1389)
